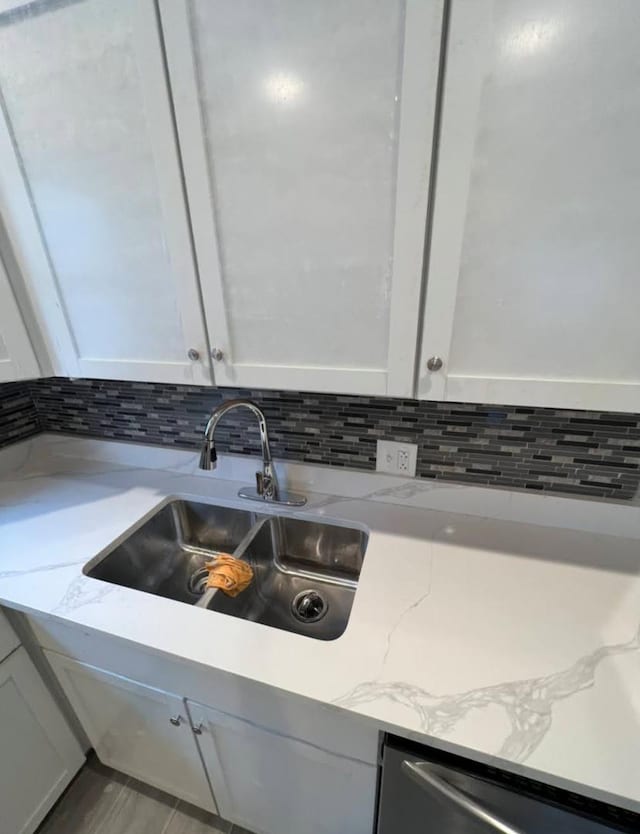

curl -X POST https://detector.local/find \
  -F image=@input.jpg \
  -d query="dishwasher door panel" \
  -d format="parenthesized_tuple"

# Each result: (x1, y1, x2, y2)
(378, 743, 629, 834)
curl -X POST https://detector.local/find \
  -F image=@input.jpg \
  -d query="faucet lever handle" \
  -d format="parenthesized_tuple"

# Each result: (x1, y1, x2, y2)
(255, 470, 264, 495)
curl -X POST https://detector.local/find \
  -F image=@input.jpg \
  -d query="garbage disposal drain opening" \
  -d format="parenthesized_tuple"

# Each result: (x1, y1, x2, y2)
(292, 589, 328, 623)
(188, 567, 209, 596)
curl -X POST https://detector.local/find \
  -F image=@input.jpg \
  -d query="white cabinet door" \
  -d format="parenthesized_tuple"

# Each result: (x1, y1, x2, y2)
(419, 0, 640, 412)
(0, 0, 211, 385)
(0, 255, 39, 382)
(0, 607, 20, 662)
(44, 652, 216, 813)
(188, 699, 377, 834)
(0, 647, 84, 834)
(160, 0, 444, 396)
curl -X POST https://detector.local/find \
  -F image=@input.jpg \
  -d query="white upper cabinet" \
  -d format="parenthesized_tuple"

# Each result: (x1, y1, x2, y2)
(161, 0, 444, 396)
(0, 254, 39, 382)
(419, 0, 640, 412)
(0, 0, 211, 384)
(0, 608, 19, 661)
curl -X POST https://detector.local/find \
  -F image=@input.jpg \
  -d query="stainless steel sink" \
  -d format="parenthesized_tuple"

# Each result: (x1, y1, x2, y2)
(85, 499, 367, 640)
(84, 500, 256, 604)
(205, 516, 367, 641)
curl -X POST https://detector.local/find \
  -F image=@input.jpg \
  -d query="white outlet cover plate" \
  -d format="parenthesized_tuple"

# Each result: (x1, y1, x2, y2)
(376, 439, 418, 477)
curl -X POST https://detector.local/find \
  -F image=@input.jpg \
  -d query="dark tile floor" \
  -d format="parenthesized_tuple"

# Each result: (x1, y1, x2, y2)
(38, 754, 254, 834)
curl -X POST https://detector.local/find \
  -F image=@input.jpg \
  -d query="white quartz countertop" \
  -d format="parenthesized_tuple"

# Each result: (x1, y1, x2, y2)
(1, 435, 639, 813)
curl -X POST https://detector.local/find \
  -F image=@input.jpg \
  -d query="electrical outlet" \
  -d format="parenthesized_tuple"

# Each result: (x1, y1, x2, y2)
(397, 449, 411, 472)
(376, 440, 417, 477)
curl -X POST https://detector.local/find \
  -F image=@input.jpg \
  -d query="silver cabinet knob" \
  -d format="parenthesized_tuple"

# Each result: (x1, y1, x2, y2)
(187, 348, 200, 361)
(192, 722, 204, 735)
(426, 356, 443, 372)
(210, 347, 224, 361)
(169, 715, 182, 726)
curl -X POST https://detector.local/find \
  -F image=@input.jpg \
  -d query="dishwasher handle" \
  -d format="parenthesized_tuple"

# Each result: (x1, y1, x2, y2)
(402, 759, 527, 834)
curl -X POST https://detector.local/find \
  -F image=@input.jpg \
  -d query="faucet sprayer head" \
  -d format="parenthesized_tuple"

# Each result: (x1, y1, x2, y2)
(198, 438, 217, 471)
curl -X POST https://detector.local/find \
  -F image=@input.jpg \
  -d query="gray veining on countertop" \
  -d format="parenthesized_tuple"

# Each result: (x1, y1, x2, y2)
(335, 622, 640, 763)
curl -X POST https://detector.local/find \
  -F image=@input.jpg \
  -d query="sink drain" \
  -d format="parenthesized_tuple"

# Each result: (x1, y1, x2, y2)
(291, 589, 328, 623)
(188, 567, 209, 596)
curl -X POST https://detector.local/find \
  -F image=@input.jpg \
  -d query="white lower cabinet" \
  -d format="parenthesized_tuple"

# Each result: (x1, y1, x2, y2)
(43, 647, 377, 834)
(44, 652, 216, 813)
(0, 648, 84, 834)
(187, 700, 377, 834)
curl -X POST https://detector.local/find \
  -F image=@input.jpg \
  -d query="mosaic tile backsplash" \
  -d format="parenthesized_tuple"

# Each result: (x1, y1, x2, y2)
(1, 377, 639, 500)
(0, 380, 40, 449)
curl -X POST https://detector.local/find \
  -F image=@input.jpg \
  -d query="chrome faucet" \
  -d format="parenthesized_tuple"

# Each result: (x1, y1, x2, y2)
(199, 399, 306, 506)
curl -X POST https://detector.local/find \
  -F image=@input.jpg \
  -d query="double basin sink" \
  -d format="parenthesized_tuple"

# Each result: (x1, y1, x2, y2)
(84, 500, 368, 641)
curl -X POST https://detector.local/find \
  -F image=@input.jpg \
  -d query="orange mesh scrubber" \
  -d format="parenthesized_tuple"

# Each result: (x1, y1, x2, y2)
(204, 554, 254, 597)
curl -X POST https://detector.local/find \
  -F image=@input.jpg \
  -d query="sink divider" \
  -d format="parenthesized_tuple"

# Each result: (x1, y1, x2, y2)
(195, 516, 267, 609)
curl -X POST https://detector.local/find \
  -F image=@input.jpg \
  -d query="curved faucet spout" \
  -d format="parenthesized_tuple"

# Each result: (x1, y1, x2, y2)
(199, 399, 279, 501)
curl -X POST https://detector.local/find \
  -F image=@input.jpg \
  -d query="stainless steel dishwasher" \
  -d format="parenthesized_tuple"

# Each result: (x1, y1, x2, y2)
(377, 736, 640, 833)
